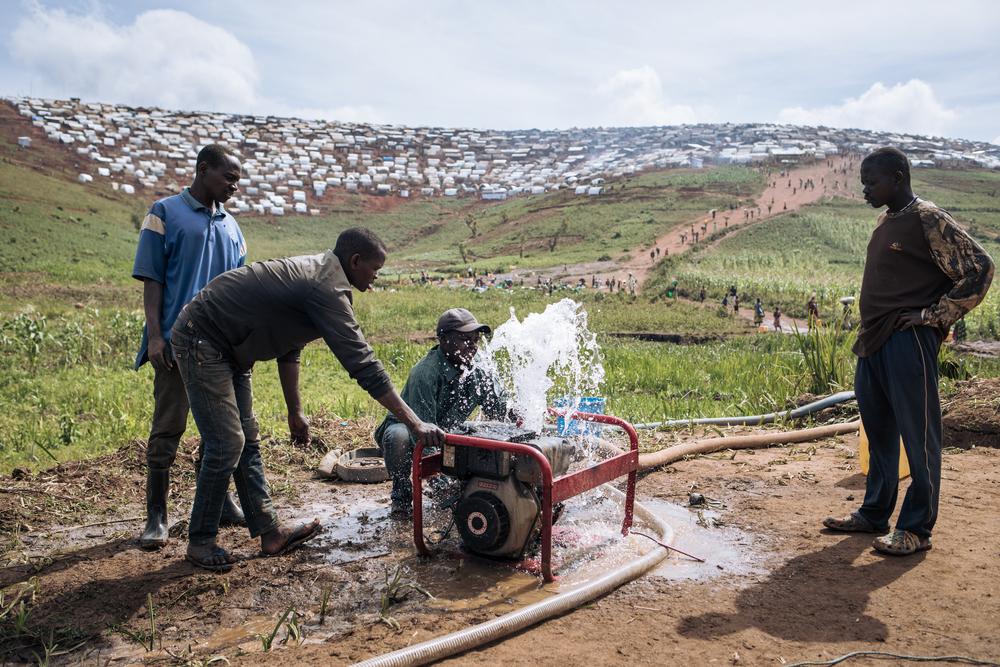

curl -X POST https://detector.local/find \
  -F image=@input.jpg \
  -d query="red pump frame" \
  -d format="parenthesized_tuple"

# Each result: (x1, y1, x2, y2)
(412, 412, 639, 582)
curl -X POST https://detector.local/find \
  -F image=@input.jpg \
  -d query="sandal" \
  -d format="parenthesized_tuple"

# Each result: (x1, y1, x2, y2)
(822, 512, 886, 533)
(873, 529, 932, 556)
(186, 545, 238, 572)
(262, 519, 322, 557)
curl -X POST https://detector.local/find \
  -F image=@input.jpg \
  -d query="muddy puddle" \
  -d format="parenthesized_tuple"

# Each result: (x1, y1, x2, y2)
(128, 479, 765, 661)
(640, 498, 763, 582)
(287, 482, 763, 601)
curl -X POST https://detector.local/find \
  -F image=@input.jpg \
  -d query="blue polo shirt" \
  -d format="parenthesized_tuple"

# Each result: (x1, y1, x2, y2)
(132, 188, 247, 369)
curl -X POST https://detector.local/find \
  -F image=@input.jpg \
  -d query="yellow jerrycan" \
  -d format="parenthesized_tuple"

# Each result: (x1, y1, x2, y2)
(858, 422, 910, 480)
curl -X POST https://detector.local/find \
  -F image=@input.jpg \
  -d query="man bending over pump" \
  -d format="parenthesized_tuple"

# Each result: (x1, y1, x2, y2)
(374, 308, 512, 518)
(172, 227, 444, 571)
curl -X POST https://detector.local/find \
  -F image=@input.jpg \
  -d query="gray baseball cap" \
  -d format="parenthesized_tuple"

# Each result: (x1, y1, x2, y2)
(436, 308, 491, 336)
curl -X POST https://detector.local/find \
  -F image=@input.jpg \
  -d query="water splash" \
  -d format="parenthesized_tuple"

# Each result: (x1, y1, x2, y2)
(472, 298, 604, 433)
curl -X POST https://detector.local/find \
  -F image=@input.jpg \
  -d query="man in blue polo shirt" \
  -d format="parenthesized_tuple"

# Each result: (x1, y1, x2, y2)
(133, 144, 311, 550)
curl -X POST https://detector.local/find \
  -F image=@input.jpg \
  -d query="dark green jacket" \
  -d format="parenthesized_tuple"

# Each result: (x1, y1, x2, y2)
(374, 346, 508, 443)
(179, 250, 391, 398)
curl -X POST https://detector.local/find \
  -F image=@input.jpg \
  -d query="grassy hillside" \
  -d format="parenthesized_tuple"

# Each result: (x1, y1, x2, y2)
(1, 126, 765, 299)
(4, 123, 1000, 474)
(912, 169, 1000, 242)
(0, 139, 145, 286)
(651, 183, 1000, 337)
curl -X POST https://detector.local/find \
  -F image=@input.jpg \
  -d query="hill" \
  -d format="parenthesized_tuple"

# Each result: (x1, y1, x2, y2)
(1, 103, 766, 307)
(648, 170, 1000, 337)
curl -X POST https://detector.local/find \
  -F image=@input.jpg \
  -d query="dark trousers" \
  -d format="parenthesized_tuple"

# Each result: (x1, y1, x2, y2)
(380, 422, 415, 508)
(171, 322, 279, 545)
(855, 327, 942, 538)
(147, 357, 189, 470)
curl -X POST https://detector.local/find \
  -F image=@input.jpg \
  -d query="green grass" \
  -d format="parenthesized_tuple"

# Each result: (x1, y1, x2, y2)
(652, 201, 869, 308)
(0, 296, 744, 472)
(4, 134, 1000, 474)
(352, 286, 745, 339)
(911, 169, 1000, 240)
(0, 146, 145, 287)
(4, 304, 996, 474)
(0, 133, 767, 296)
(0, 308, 809, 473)
(227, 166, 766, 273)
(651, 193, 1000, 338)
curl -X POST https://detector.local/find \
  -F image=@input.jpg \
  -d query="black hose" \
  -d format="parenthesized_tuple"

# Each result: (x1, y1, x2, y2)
(632, 390, 856, 430)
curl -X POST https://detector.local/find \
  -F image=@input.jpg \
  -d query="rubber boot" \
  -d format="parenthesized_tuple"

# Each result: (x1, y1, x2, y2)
(195, 445, 246, 528)
(139, 468, 169, 550)
(219, 490, 246, 527)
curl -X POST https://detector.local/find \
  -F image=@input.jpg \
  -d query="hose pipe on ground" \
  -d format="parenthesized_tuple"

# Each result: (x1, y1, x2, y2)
(354, 408, 862, 665)
(351, 486, 673, 667)
(631, 391, 856, 430)
(637, 419, 861, 470)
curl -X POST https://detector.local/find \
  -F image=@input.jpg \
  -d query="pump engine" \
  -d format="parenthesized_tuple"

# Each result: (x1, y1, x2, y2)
(440, 422, 575, 559)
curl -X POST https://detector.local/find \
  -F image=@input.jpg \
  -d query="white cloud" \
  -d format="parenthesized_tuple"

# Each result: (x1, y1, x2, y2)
(597, 66, 698, 126)
(993, 136, 1000, 146)
(10, 6, 259, 112)
(777, 80, 958, 137)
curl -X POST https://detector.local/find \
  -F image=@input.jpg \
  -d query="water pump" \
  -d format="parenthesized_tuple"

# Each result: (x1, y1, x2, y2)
(439, 422, 574, 559)
(413, 411, 639, 581)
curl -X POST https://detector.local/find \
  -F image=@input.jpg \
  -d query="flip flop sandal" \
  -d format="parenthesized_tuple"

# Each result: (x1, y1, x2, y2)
(263, 520, 322, 557)
(873, 530, 932, 556)
(822, 512, 884, 533)
(186, 546, 237, 572)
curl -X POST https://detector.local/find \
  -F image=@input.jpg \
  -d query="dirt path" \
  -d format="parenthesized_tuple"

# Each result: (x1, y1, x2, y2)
(515, 155, 862, 293)
(623, 154, 861, 288)
(2, 420, 999, 665)
(679, 295, 811, 334)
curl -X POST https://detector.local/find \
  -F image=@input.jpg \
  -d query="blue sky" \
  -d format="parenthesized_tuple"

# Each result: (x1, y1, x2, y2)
(2, 1, 998, 143)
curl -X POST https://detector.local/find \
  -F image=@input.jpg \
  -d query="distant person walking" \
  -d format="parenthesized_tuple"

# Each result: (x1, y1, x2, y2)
(772, 305, 782, 331)
(807, 293, 820, 321)
(823, 147, 994, 556)
(753, 298, 764, 327)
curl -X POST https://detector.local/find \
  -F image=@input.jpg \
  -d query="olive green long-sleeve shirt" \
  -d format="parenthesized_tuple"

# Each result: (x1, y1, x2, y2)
(178, 250, 392, 398)
(373, 347, 508, 444)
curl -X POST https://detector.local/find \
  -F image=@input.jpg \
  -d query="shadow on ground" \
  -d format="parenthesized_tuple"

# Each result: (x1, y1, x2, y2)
(678, 533, 925, 642)
(1, 539, 193, 662)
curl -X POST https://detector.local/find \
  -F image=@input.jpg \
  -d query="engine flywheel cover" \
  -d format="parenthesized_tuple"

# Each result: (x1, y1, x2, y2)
(455, 491, 511, 552)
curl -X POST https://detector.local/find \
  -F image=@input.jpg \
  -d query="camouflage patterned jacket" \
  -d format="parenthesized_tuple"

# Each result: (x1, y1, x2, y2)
(855, 198, 994, 358)
(910, 200, 995, 328)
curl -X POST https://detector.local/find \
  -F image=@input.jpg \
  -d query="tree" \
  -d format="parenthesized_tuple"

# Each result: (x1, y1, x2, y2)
(464, 213, 478, 238)
(548, 220, 568, 253)
(457, 241, 468, 264)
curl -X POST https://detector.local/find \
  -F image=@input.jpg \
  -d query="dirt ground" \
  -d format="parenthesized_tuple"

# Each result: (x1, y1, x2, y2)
(2, 407, 999, 666)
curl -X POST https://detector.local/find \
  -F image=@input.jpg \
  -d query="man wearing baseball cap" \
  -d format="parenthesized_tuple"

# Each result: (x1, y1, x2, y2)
(374, 308, 512, 518)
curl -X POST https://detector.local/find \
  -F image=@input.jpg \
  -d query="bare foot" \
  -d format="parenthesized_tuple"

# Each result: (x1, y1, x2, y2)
(260, 518, 322, 556)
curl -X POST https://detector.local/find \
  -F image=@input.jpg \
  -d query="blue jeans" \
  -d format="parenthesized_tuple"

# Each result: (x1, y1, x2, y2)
(171, 321, 279, 545)
(855, 326, 942, 538)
